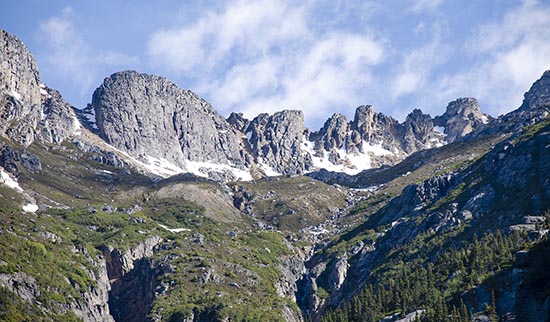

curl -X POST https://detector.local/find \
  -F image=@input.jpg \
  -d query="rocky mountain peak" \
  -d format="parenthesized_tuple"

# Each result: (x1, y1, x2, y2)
(227, 112, 250, 133)
(351, 105, 378, 140)
(246, 110, 312, 175)
(0, 29, 42, 146)
(401, 108, 440, 153)
(434, 97, 489, 143)
(314, 113, 349, 151)
(520, 70, 550, 110)
(91, 70, 247, 179)
(37, 85, 80, 144)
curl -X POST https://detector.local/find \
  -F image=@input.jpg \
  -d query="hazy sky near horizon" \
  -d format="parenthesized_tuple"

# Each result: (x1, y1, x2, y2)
(2, 0, 549, 128)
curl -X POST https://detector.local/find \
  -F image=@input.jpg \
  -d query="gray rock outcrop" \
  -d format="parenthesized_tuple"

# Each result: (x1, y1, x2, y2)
(401, 108, 443, 152)
(0, 30, 42, 146)
(99, 236, 162, 322)
(37, 85, 80, 144)
(520, 70, 550, 110)
(92, 71, 246, 174)
(351, 105, 400, 149)
(308, 105, 446, 171)
(246, 110, 312, 175)
(315, 113, 349, 152)
(0, 29, 79, 147)
(434, 97, 490, 143)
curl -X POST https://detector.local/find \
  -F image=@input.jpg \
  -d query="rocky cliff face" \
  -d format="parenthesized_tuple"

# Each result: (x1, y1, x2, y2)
(306, 105, 445, 174)
(0, 30, 42, 146)
(302, 115, 550, 321)
(91, 71, 246, 178)
(475, 71, 550, 139)
(520, 70, 550, 110)
(246, 110, 312, 175)
(0, 247, 115, 322)
(100, 236, 163, 322)
(0, 30, 80, 147)
(7, 29, 550, 186)
(37, 85, 81, 144)
(434, 97, 490, 143)
(88, 70, 454, 179)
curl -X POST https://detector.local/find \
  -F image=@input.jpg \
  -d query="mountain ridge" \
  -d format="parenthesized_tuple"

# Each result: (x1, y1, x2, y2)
(3, 28, 549, 184)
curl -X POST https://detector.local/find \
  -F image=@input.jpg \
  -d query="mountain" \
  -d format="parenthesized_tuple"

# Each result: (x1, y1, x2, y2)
(77, 67, 470, 180)
(1, 28, 549, 322)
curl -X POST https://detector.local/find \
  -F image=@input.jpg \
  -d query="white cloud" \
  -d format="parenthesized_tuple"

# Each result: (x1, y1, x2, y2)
(148, 0, 385, 127)
(391, 36, 451, 100)
(203, 57, 280, 108)
(37, 7, 139, 99)
(410, 0, 443, 13)
(429, 0, 550, 116)
(38, 8, 94, 95)
(211, 33, 384, 126)
(393, 72, 423, 98)
(148, 0, 309, 74)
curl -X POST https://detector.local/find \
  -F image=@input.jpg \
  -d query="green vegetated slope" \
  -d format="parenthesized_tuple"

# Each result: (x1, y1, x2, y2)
(317, 119, 550, 321)
(1, 117, 550, 322)
(230, 175, 348, 232)
(0, 141, 304, 321)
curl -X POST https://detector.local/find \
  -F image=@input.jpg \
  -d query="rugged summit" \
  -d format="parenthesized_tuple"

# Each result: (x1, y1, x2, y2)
(0, 30, 42, 146)
(245, 110, 312, 175)
(90, 71, 247, 179)
(0, 30, 79, 147)
(307, 106, 445, 173)
(520, 70, 550, 110)
(434, 97, 489, 143)
(86, 70, 452, 179)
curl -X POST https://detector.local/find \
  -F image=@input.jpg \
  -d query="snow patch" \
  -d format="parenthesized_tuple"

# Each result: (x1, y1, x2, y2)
(258, 158, 281, 176)
(158, 224, 190, 233)
(429, 138, 446, 148)
(0, 168, 23, 192)
(351, 184, 384, 193)
(245, 130, 253, 142)
(363, 142, 393, 156)
(184, 159, 253, 181)
(142, 155, 253, 181)
(143, 155, 186, 177)
(96, 139, 253, 181)
(434, 126, 446, 135)
(481, 115, 489, 124)
(23, 203, 38, 213)
(1, 168, 39, 212)
(308, 227, 329, 236)
(301, 138, 393, 175)
(71, 115, 82, 136)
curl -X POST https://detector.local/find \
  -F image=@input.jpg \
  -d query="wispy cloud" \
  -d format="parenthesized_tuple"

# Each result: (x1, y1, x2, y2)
(148, 0, 385, 126)
(391, 39, 450, 100)
(148, 0, 308, 74)
(429, 0, 550, 116)
(38, 8, 93, 95)
(37, 7, 139, 101)
(410, 0, 444, 13)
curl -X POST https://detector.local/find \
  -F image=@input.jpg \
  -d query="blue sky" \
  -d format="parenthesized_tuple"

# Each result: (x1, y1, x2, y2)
(2, 0, 549, 128)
